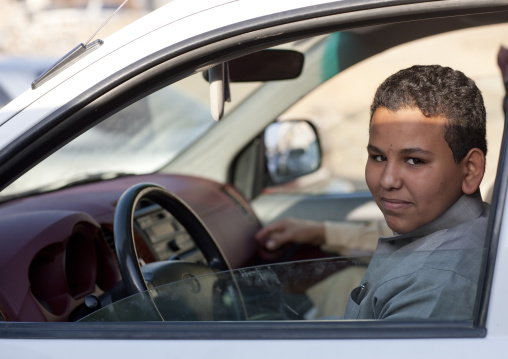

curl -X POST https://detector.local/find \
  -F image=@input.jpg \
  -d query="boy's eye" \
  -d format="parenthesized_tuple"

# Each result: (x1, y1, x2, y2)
(407, 158, 424, 166)
(371, 155, 386, 162)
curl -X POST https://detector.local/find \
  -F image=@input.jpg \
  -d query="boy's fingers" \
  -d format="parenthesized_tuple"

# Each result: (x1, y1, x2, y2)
(255, 220, 289, 240)
(265, 231, 294, 250)
(254, 227, 269, 240)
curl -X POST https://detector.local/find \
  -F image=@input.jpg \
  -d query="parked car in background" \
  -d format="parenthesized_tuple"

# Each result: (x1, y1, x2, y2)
(1, 0, 508, 357)
(0, 57, 55, 108)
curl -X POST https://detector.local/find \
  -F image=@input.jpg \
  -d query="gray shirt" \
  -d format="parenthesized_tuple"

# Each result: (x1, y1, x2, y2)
(342, 191, 489, 320)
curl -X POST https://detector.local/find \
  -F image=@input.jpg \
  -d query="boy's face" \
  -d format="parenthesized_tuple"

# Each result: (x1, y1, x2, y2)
(365, 107, 465, 234)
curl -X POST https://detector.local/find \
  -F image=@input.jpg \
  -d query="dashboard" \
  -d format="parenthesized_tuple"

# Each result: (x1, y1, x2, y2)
(0, 174, 261, 322)
(135, 204, 206, 264)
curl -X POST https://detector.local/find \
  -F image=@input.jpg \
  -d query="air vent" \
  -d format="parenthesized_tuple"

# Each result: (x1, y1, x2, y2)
(101, 227, 115, 250)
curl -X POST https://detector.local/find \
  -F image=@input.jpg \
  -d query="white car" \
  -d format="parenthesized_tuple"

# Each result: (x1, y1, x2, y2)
(2, 0, 508, 357)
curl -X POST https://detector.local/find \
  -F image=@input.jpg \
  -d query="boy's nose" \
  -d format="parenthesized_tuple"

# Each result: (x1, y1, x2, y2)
(380, 162, 403, 190)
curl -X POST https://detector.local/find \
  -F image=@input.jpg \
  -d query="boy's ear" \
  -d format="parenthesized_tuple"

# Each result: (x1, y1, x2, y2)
(461, 148, 485, 195)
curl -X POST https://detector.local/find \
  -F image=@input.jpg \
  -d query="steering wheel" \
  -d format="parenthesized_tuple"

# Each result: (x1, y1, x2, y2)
(113, 183, 231, 297)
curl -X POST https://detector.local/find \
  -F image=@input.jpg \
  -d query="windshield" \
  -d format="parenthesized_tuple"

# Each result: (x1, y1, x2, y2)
(0, 34, 319, 201)
(0, 72, 261, 199)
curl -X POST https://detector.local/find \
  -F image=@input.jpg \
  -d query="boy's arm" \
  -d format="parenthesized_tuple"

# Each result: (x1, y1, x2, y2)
(321, 220, 390, 256)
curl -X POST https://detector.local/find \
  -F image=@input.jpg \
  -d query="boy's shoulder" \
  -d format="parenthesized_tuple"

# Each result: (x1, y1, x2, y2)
(370, 198, 489, 286)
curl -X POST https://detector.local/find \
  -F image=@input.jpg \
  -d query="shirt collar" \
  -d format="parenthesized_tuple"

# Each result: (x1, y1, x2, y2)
(379, 190, 485, 243)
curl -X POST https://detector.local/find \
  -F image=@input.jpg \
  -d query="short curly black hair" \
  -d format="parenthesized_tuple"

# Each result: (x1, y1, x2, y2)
(370, 65, 487, 163)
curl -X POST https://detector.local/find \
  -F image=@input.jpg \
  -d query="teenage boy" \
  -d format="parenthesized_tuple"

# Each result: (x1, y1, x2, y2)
(342, 64, 489, 320)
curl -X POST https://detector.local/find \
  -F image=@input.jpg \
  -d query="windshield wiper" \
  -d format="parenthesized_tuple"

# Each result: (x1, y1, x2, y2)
(31, 0, 129, 89)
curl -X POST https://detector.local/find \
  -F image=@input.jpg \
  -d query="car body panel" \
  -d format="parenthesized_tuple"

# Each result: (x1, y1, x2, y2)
(1, 335, 507, 358)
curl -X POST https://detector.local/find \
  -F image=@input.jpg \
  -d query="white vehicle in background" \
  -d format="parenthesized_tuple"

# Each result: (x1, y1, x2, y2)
(1, 0, 508, 358)
(0, 57, 55, 108)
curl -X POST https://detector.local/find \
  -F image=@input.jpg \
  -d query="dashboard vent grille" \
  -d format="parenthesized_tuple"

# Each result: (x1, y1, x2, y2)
(101, 227, 115, 250)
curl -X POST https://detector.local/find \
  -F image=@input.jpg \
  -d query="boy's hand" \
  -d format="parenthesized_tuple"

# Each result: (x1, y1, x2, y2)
(255, 218, 325, 251)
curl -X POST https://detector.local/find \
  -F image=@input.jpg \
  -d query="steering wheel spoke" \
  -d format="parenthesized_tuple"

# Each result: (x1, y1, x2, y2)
(113, 183, 230, 296)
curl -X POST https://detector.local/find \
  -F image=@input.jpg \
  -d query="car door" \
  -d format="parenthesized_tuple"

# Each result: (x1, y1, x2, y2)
(1, 0, 508, 357)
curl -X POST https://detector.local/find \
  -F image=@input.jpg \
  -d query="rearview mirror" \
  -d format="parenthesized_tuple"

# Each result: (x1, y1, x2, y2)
(204, 49, 304, 121)
(204, 49, 304, 82)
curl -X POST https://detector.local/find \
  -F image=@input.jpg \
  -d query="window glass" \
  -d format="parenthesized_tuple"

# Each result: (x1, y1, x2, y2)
(80, 257, 369, 322)
(80, 247, 486, 322)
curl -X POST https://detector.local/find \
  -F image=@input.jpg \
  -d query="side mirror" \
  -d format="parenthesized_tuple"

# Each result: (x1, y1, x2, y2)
(264, 120, 322, 185)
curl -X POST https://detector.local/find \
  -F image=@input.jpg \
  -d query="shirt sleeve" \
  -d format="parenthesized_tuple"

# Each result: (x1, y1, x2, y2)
(321, 220, 391, 256)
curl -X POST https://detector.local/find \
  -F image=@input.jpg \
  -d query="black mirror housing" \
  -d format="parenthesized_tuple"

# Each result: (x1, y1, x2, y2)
(203, 49, 304, 83)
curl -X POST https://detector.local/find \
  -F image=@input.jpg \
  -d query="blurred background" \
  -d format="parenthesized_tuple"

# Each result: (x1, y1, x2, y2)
(0, 0, 155, 107)
(0, 0, 151, 57)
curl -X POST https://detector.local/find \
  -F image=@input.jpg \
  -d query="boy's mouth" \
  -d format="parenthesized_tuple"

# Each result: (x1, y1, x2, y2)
(380, 197, 411, 212)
